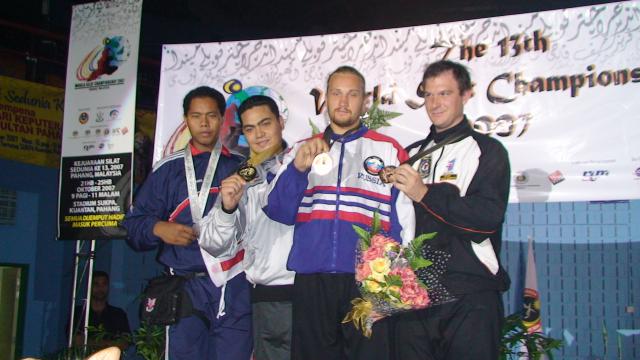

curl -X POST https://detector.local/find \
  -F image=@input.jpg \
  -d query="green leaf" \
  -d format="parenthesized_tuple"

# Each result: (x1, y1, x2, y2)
(385, 274, 403, 287)
(410, 256, 433, 270)
(308, 118, 321, 135)
(499, 312, 563, 359)
(363, 100, 403, 130)
(370, 211, 382, 236)
(353, 224, 371, 248)
(409, 232, 436, 257)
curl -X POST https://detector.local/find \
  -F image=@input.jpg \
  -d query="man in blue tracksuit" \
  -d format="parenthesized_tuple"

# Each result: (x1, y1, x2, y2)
(123, 86, 252, 359)
(263, 66, 415, 360)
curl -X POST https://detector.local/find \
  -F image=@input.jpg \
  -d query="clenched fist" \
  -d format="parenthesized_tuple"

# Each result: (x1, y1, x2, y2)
(220, 174, 247, 212)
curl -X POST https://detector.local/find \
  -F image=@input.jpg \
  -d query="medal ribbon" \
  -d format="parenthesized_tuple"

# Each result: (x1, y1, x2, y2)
(184, 141, 222, 223)
(404, 132, 467, 166)
(322, 124, 361, 148)
(247, 142, 283, 167)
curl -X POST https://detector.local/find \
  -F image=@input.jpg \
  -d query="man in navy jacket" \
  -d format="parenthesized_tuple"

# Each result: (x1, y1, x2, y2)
(123, 86, 252, 360)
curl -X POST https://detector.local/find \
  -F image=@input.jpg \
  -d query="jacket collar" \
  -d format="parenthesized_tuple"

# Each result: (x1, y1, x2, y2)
(429, 117, 472, 144)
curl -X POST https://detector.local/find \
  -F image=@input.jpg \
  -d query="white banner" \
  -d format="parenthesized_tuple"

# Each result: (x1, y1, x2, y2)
(155, 1, 640, 203)
(58, 0, 142, 240)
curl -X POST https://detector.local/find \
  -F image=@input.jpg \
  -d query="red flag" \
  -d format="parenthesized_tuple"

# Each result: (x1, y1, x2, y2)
(523, 237, 542, 334)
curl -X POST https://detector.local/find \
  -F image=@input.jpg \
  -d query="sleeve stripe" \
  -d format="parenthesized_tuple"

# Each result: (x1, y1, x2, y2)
(168, 187, 220, 222)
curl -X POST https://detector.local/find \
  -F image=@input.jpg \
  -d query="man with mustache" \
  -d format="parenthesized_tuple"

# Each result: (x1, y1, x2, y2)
(264, 66, 415, 360)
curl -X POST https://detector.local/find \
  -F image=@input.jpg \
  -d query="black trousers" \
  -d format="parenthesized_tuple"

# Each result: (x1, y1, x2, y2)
(291, 273, 390, 360)
(391, 290, 504, 360)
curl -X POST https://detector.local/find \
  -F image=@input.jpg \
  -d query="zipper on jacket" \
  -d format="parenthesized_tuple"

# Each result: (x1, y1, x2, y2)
(332, 140, 347, 268)
(431, 147, 446, 184)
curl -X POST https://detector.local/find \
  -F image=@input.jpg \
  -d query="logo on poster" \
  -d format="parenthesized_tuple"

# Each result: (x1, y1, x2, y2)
(582, 169, 609, 182)
(79, 112, 89, 124)
(109, 109, 119, 121)
(547, 170, 564, 185)
(515, 172, 528, 185)
(76, 36, 130, 82)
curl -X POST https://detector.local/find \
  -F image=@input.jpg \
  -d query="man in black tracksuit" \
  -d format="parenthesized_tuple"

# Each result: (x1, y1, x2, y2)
(390, 60, 511, 359)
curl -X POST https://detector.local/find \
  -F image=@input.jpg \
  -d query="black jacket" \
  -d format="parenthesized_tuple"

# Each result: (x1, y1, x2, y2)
(406, 119, 511, 295)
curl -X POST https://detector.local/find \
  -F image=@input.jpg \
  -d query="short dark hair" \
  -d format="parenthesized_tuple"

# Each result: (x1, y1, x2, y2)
(92, 270, 109, 282)
(326, 65, 366, 93)
(237, 95, 280, 125)
(422, 60, 472, 94)
(182, 86, 226, 116)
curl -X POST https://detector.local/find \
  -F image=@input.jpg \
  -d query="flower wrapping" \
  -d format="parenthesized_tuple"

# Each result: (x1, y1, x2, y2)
(343, 213, 453, 337)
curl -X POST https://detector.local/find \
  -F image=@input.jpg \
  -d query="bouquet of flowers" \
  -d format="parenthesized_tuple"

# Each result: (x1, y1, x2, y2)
(343, 213, 453, 337)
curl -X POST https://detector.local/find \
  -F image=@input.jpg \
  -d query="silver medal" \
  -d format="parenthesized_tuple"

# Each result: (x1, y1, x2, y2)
(312, 152, 333, 176)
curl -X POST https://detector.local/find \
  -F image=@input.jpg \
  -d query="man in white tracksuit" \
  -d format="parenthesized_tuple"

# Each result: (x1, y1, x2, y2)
(199, 95, 294, 360)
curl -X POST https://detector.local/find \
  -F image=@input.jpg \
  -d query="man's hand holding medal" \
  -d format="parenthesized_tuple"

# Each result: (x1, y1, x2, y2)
(293, 137, 331, 174)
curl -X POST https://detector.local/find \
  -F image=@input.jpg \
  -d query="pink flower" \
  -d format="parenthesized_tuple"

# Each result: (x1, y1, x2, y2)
(371, 234, 394, 249)
(362, 246, 384, 262)
(390, 267, 417, 284)
(355, 262, 372, 282)
(400, 282, 431, 307)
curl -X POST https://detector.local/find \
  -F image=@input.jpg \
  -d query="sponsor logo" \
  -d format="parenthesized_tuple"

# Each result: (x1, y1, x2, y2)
(548, 170, 565, 185)
(515, 172, 528, 185)
(79, 112, 89, 124)
(96, 111, 104, 123)
(582, 169, 609, 182)
(84, 129, 91, 136)
(363, 156, 385, 175)
(109, 109, 119, 121)
(83, 144, 95, 151)
(121, 126, 129, 135)
(104, 128, 110, 136)
(446, 159, 456, 172)
(634, 167, 640, 179)
(439, 159, 458, 181)
(72, 130, 79, 137)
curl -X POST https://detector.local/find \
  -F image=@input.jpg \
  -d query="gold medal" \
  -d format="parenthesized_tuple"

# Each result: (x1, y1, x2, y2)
(237, 143, 283, 182)
(312, 152, 333, 176)
(237, 163, 258, 181)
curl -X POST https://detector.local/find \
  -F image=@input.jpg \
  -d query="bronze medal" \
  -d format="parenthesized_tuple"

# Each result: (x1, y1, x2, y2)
(379, 165, 397, 184)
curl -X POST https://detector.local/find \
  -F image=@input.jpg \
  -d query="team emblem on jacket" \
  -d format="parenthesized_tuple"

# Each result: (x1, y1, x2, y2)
(417, 156, 432, 178)
(363, 156, 385, 175)
(440, 159, 458, 181)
